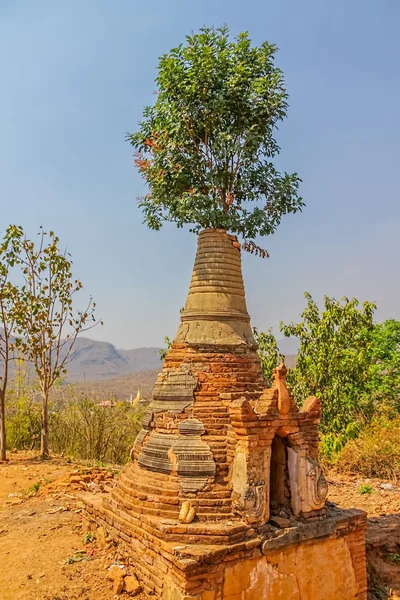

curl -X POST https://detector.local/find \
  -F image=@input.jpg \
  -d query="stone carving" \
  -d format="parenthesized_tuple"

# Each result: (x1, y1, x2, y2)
(232, 446, 270, 525)
(151, 367, 197, 413)
(288, 448, 328, 515)
(233, 481, 267, 525)
(306, 457, 328, 510)
(179, 500, 196, 523)
(243, 481, 267, 524)
(173, 419, 216, 493)
(137, 432, 179, 474)
(274, 364, 291, 415)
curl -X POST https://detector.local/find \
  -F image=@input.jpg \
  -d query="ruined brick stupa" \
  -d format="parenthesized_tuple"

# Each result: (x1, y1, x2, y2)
(83, 229, 367, 600)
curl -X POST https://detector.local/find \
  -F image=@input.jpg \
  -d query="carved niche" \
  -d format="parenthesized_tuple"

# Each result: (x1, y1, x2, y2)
(173, 419, 216, 493)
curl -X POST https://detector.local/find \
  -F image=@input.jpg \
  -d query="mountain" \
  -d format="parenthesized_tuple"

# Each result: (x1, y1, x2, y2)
(65, 337, 162, 382)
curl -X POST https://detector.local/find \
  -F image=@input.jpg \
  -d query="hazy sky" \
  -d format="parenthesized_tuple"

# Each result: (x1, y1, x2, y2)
(1, 1, 399, 349)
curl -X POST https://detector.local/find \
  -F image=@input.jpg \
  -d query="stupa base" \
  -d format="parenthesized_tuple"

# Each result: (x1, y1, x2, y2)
(82, 493, 367, 600)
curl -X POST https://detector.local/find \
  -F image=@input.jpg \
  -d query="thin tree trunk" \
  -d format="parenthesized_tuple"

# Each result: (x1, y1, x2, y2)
(0, 389, 6, 462)
(40, 390, 49, 458)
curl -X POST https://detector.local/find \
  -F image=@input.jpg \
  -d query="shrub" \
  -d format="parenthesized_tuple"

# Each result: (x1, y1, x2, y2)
(49, 395, 144, 464)
(5, 390, 41, 451)
(358, 484, 372, 495)
(334, 416, 400, 480)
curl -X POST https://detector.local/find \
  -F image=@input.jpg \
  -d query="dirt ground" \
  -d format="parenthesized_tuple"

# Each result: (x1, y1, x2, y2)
(0, 453, 146, 600)
(1, 454, 400, 600)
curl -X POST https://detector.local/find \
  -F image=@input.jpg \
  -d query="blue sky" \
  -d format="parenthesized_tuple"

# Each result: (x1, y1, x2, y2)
(1, 0, 399, 349)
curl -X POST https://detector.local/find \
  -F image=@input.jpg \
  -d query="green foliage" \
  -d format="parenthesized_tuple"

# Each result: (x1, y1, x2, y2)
(256, 294, 400, 459)
(363, 319, 400, 411)
(159, 336, 172, 361)
(31, 482, 41, 494)
(382, 545, 400, 564)
(83, 532, 95, 544)
(129, 26, 303, 255)
(12, 227, 99, 388)
(253, 327, 284, 386)
(281, 293, 376, 451)
(358, 484, 372, 495)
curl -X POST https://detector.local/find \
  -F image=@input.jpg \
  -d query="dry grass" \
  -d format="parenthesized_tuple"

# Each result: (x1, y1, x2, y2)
(335, 416, 400, 480)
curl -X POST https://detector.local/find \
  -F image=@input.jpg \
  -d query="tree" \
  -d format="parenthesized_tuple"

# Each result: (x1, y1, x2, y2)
(0, 226, 23, 461)
(281, 293, 376, 453)
(13, 228, 100, 458)
(363, 319, 400, 413)
(253, 327, 284, 387)
(129, 26, 303, 256)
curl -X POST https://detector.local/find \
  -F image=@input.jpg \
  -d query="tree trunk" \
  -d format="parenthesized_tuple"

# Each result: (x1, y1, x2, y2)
(0, 389, 6, 462)
(40, 390, 49, 458)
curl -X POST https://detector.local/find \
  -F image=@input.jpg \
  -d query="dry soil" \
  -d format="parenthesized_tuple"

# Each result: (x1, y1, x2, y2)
(1, 453, 400, 600)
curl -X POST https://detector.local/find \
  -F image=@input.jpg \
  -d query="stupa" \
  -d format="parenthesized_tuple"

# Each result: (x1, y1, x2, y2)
(83, 229, 367, 600)
(131, 387, 142, 407)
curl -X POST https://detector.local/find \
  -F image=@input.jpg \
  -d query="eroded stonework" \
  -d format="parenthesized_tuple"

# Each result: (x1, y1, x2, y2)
(151, 367, 197, 413)
(173, 419, 216, 493)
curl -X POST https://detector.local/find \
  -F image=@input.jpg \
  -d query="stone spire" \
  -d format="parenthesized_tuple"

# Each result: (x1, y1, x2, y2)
(175, 229, 256, 348)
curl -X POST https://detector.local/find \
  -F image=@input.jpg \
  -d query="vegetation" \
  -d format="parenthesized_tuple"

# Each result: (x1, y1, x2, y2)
(358, 484, 373, 495)
(0, 225, 100, 459)
(5, 381, 144, 465)
(253, 327, 284, 387)
(159, 336, 172, 361)
(335, 416, 400, 479)
(5, 360, 41, 451)
(0, 226, 22, 460)
(255, 292, 400, 464)
(49, 395, 144, 464)
(129, 26, 303, 256)
(281, 293, 377, 454)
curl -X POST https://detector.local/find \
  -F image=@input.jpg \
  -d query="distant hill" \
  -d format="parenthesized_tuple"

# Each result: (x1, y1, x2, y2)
(65, 338, 162, 382)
